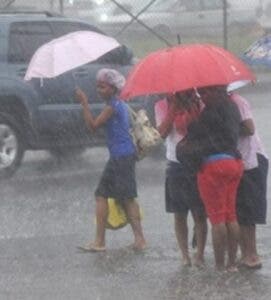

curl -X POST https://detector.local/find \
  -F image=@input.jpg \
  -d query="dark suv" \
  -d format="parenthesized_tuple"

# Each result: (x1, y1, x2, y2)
(0, 11, 144, 178)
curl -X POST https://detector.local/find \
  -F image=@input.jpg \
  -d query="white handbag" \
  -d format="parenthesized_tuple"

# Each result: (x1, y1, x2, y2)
(128, 106, 162, 160)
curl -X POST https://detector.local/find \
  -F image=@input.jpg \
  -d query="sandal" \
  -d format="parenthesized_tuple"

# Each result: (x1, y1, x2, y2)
(77, 243, 106, 252)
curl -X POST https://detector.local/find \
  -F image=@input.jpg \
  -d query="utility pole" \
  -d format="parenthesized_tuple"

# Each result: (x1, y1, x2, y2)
(59, 0, 64, 15)
(223, 0, 228, 49)
(49, 0, 54, 11)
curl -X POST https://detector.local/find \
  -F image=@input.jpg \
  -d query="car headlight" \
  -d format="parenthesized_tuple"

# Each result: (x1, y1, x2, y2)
(100, 13, 109, 22)
(95, 0, 105, 4)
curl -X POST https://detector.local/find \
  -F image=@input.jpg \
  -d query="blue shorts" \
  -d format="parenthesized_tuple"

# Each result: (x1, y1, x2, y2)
(165, 161, 205, 216)
(237, 154, 269, 225)
(95, 154, 137, 202)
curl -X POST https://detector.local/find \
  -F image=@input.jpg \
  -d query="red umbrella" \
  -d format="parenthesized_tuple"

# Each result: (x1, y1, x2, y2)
(120, 44, 255, 100)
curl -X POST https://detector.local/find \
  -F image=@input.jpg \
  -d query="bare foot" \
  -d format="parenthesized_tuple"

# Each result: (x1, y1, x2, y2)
(226, 265, 239, 273)
(193, 256, 205, 268)
(182, 257, 192, 267)
(128, 241, 147, 252)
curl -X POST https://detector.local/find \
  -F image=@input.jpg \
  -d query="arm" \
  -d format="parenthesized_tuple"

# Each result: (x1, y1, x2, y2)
(230, 93, 255, 137)
(157, 108, 176, 139)
(155, 96, 177, 139)
(240, 118, 255, 137)
(76, 88, 114, 131)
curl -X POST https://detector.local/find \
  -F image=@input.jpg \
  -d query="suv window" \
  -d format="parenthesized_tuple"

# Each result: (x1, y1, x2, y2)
(8, 22, 54, 63)
(50, 21, 103, 38)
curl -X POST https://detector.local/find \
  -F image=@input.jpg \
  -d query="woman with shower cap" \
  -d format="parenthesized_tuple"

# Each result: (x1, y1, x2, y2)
(76, 68, 146, 252)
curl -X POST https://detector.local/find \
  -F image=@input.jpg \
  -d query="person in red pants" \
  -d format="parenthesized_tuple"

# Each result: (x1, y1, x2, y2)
(176, 86, 243, 271)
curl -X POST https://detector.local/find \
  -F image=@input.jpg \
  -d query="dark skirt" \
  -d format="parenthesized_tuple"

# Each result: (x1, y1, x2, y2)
(165, 161, 205, 216)
(95, 154, 137, 202)
(237, 154, 269, 225)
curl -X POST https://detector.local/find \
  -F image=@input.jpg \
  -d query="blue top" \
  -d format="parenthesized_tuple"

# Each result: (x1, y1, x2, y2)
(106, 97, 135, 158)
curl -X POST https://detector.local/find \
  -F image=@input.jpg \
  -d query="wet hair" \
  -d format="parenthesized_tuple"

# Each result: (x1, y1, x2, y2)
(197, 86, 229, 103)
(96, 68, 126, 92)
(175, 89, 200, 111)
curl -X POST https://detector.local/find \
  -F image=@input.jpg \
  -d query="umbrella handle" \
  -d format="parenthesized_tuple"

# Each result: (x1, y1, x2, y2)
(177, 34, 181, 45)
(72, 73, 81, 92)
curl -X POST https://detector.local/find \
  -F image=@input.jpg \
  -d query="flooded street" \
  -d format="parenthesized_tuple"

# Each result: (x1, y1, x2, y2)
(1, 71, 271, 300)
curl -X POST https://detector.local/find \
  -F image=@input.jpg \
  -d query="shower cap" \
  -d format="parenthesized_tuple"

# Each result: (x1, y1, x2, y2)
(96, 68, 126, 91)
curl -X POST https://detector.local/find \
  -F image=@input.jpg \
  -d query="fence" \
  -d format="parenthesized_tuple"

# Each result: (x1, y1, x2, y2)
(2, 0, 265, 57)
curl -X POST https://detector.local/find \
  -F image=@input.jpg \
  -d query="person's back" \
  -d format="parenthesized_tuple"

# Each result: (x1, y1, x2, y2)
(187, 96, 241, 158)
(193, 86, 243, 271)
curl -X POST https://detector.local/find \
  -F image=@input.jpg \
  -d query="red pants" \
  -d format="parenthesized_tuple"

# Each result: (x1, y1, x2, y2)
(197, 159, 243, 225)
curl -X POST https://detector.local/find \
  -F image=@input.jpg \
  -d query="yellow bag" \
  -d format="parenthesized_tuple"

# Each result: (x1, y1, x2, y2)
(106, 198, 128, 230)
(95, 198, 143, 230)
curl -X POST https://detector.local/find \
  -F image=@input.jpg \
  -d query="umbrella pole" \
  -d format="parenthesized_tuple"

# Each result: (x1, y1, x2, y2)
(72, 73, 79, 90)
(177, 34, 181, 45)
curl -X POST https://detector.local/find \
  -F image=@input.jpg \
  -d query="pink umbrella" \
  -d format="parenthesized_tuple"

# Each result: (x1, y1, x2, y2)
(24, 31, 120, 80)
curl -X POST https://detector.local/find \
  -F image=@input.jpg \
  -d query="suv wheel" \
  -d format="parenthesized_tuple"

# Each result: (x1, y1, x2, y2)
(0, 114, 24, 178)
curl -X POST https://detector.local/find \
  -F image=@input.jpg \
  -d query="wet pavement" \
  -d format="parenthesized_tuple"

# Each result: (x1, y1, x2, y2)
(1, 70, 271, 300)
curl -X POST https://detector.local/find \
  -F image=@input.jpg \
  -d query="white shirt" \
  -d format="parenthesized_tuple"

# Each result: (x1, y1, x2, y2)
(231, 93, 268, 170)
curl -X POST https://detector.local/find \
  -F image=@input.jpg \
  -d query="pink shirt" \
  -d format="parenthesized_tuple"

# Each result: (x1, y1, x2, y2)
(231, 93, 267, 170)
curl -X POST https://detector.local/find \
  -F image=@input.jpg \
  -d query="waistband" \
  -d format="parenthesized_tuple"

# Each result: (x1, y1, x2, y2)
(203, 153, 235, 164)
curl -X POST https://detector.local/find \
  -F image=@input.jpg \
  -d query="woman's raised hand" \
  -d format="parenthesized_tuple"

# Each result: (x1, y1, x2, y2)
(75, 88, 88, 105)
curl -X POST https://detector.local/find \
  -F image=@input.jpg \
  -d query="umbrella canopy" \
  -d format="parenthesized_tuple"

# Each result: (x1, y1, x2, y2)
(120, 44, 255, 100)
(243, 35, 271, 68)
(24, 31, 120, 80)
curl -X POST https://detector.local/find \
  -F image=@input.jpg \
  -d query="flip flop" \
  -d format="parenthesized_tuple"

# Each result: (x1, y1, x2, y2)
(77, 244, 106, 253)
(241, 262, 262, 270)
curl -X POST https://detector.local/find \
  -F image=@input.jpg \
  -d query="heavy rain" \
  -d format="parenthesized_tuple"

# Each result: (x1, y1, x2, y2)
(0, 1, 271, 300)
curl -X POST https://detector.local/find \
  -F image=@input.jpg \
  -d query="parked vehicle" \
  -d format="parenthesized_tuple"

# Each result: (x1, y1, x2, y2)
(0, 11, 144, 178)
(257, 0, 271, 33)
(84, 0, 261, 37)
